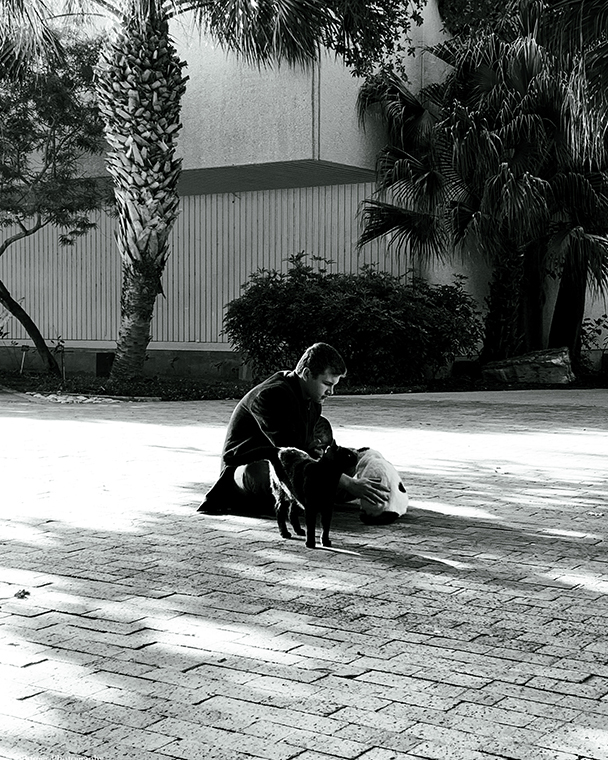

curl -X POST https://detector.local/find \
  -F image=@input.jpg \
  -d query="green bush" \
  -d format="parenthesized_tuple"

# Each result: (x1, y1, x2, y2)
(224, 253, 483, 385)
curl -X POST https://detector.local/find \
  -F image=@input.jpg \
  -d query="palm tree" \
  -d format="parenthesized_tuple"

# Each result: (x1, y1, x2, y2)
(358, 1, 608, 363)
(540, 0, 608, 357)
(53, 0, 424, 384)
(93, 0, 186, 382)
(548, 0, 608, 84)
(0, 0, 61, 76)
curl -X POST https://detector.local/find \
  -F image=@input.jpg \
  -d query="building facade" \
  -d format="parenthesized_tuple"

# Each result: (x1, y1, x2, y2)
(0, 2, 605, 377)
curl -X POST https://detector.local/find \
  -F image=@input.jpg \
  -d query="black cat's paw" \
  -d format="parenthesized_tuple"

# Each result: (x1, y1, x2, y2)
(321, 538, 332, 548)
(293, 526, 306, 536)
(305, 539, 317, 549)
(280, 529, 292, 539)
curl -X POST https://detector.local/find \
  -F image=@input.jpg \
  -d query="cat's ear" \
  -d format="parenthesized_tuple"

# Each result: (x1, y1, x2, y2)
(323, 441, 336, 457)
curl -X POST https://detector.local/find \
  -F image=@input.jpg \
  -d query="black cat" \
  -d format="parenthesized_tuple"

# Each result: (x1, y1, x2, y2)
(271, 442, 358, 549)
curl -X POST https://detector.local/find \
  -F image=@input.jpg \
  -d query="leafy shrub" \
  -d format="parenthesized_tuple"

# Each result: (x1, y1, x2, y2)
(437, 0, 506, 35)
(224, 253, 483, 385)
(581, 313, 608, 352)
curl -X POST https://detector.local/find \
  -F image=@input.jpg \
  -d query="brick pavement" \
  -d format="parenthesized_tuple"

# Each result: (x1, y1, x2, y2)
(0, 386, 607, 760)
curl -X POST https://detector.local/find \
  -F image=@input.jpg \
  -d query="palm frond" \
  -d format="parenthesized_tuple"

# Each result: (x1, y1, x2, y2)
(506, 33, 547, 95)
(452, 208, 505, 263)
(0, 0, 62, 76)
(358, 72, 418, 124)
(517, 0, 543, 38)
(426, 38, 458, 68)
(375, 147, 417, 194)
(548, 225, 608, 293)
(550, 171, 608, 220)
(450, 119, 502, 189)
(357, 72, 435, 150)
(549, 0, 608, 57)
(544, 0, 608, 114)
(482, 164, 551, 241)
(60, 0, 120, 17)
(375, 147, 446, 213)
(418, 81, 449, 113)
(496, 112, 546, 173)
(563, 55, 608, 164)
(584, 37, 608, 105)
(468, 61, 501, 105)
(450, 32, 506, 77)
(358, 200, 447, 261)
(189, 0, 328, 67)
(450, 200, 479, 246)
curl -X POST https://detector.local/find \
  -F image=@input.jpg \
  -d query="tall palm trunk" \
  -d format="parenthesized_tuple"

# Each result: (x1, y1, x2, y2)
(96, 0, 187, 384)
(521, 242, 547, 353)
(481, 245, 525, 362)
(548, 253, 589, 363)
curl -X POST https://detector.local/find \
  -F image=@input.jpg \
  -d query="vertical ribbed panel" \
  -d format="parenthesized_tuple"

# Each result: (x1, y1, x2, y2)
(0, 182, 407, 345)
(158, 182, 407, 344)
(0, 210, 120, 342)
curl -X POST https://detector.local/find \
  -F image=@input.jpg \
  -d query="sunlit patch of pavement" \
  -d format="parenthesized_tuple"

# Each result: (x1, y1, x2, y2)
(0, 388, 607, 759)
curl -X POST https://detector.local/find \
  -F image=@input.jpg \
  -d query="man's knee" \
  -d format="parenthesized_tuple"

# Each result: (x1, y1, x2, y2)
(234, 460, 273, 498)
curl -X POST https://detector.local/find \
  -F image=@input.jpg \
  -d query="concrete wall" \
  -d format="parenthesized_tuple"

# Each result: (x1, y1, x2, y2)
(176, 30, 383, 173)
(177, 34, 315, 170)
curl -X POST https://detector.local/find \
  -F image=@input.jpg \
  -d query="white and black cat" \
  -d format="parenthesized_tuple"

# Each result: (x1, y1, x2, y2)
(271, 442, 358, 549)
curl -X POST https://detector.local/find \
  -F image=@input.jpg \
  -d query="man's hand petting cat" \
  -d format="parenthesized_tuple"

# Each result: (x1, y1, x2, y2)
(342, 475, 390, 506)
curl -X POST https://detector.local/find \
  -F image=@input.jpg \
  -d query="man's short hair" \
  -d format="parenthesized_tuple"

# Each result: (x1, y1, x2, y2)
(295, 343, 347, 378)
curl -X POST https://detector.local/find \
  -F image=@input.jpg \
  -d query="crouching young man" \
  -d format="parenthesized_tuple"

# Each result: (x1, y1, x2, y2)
(198, 342, 389, 515)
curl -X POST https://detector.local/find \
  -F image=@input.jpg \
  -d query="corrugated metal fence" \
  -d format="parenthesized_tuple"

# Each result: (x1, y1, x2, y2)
(0, 182, 409, 347)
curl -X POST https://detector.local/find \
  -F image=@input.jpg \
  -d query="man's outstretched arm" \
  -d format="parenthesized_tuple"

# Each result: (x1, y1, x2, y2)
(339, 473, 390, 506)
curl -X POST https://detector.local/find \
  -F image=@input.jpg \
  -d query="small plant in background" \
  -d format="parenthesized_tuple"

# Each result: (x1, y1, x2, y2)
(224, 253, 483, 385)
(49, 335, 67, 382)
(577, 313, 608, 376)
(0, 307, 10, 340)
(581, 314, 608, 352)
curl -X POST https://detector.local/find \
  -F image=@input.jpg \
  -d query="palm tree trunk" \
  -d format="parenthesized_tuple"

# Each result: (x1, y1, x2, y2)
(112, 258, 163, 380)
(548, 253, 588, 364)
(481, 246, 525, 362)
(0, 279, 61, 377)
(96, 0, 187, 384)
(521, 243, 547, 353)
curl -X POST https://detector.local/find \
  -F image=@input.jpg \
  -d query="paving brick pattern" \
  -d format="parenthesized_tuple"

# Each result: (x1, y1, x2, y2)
(0, 387, 607, 759)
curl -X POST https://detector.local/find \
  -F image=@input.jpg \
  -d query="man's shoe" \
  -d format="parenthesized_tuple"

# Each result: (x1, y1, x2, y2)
(197, 496, 229, 515)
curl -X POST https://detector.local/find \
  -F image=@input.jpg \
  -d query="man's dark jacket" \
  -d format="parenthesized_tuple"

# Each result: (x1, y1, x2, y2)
(203, 371, 321, 505)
